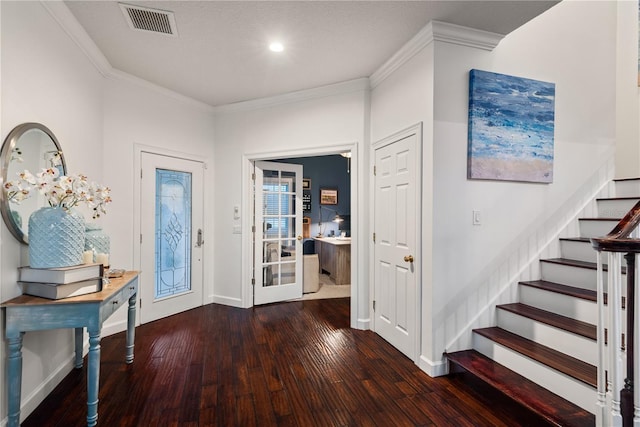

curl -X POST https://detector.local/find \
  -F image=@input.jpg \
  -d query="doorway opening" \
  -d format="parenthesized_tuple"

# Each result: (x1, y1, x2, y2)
(242, 144, 361, 329)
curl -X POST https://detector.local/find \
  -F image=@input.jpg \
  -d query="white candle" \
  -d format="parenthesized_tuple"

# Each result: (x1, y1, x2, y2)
(82, 250, 94, 264)
(96, 253, 109, 266)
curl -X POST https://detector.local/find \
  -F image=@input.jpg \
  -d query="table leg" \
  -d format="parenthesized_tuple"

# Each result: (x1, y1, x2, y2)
(126, 293, 136, 364)
(7, 331, 23, 427)
(86, 328, 101, 427)
(74, 327, 84, 369)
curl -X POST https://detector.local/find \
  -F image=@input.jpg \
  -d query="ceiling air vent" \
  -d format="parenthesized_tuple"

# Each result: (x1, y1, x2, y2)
(119, 3, 178, 36)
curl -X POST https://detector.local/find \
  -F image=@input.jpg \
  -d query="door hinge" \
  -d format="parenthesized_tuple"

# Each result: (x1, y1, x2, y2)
(252, 225, 256, 233)
(140, 234, 142, 244)
(252, 173, 256, 181)
(251, 278, 255, 286)
(373, 300, 376, 311)
(139, 299, 142, 308)
(373, 232, 376, 243)
(373, 165, 376, 176)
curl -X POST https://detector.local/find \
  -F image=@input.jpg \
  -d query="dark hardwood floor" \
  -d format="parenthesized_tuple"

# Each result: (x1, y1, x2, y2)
(23, 298, 556, 426)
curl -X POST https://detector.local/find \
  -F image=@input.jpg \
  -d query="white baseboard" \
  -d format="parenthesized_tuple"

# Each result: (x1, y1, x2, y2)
(212, 294, 244, 308)
(418, 354, 448, 377)
(355, 317, 370, 330)
(12, 354, 76, 425)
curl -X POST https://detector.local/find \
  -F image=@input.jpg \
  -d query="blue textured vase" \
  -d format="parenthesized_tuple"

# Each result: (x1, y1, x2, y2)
(84, 223, 110, 260)
(28, 207, 86, 268)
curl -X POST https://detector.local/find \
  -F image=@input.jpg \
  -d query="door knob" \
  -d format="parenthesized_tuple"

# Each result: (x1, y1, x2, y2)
(404, 255, 414, 263)
(297, 235, 303, 241)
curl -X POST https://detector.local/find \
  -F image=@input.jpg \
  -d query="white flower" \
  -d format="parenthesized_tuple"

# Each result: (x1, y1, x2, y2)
(4, 168, 112, 219)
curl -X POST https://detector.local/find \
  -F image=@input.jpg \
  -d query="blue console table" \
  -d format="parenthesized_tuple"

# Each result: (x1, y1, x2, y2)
(2, 271, 139, 427)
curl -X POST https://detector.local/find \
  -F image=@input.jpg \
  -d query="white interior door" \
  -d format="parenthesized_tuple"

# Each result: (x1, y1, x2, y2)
(373, 125, 421, 360)
(253, 161, 303, 305)
(140, 152, 204, 323)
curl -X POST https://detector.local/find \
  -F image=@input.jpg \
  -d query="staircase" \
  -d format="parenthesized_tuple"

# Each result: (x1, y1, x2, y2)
(447, 178, 640, 426)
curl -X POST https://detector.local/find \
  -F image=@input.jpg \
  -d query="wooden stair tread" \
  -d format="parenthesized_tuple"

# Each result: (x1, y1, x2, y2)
(541, 258, 597, 270)
(447, 350, 595, 427)
(474, 327, 597, 388)
(596, 196, 640, 201)
(613, 177, 640, 182)
(541, 257, 627, 274)
(520, 279, 596, 302)
(498, 302, 596, 340)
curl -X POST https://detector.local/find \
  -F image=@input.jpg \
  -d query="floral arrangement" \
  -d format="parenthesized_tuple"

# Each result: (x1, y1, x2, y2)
(4, 167, 112, 219)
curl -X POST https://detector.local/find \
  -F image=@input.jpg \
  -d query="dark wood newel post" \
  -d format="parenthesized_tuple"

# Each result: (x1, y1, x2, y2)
(622, 252, 635, 426)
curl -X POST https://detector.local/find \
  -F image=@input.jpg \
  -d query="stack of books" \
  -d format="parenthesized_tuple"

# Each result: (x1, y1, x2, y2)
(19, 263, 104, 300)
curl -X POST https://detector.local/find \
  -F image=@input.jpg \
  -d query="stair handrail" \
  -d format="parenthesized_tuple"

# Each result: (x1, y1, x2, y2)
(591, 199, 640, 252)
(590, 199, 640, 426)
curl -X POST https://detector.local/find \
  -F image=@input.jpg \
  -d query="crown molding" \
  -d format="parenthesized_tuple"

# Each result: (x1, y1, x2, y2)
(370, 20, 504, 89)
(41, 1, 214, 113)
(41, 1, 112, 77)
(213, 78, 370, 115)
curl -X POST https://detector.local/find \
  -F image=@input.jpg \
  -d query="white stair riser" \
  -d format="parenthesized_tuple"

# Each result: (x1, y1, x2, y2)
(518, 285, 597, 324)
(596, 198, 638, 218)
(541, 263, 598, 290)
(579, 219, 619, 238)
(496, 309, 597, 365)
(540, 262, 628, 295)
(614, 180, 640, 198)
(560, 240, 597, 263)
(473, 333, 596, 413)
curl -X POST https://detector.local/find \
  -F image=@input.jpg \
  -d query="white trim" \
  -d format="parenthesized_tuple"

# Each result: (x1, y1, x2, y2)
(132, 144, 212, 323)
(214, 78, 370, 115)
(212, 295, 244, 308)
(41, 1, 111, 77)
(370, 21, 504, 88)
(241, 142, 362, 329)
(419, 355, 448, 378)
(370, 123, 423, 363)
(41, 1, 215, 113)
(15, 354, 75, 425)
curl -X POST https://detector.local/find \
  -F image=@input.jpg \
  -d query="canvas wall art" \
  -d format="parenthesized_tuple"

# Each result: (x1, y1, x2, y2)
(467, 69, 556, 183)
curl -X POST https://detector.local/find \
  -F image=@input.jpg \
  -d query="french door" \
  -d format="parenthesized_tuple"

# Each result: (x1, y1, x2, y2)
(140, 152, 204, 323)
(253, 161, 303, 305)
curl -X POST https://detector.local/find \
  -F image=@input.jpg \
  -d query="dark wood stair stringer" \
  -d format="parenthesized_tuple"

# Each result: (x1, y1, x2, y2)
(447, 349, 595, 427)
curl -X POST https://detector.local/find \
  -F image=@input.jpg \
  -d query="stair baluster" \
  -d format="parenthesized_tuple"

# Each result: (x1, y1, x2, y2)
(592, 200, 640, 427)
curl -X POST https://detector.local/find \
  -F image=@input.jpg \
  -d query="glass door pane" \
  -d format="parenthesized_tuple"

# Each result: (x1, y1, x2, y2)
(155, 168, 192, 299)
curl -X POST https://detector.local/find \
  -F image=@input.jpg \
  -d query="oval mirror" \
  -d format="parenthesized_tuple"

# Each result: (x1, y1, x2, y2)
(0, 123, 67, 244)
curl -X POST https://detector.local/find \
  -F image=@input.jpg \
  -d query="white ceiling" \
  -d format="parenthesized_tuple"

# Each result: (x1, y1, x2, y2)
(64, 1, 559, 107)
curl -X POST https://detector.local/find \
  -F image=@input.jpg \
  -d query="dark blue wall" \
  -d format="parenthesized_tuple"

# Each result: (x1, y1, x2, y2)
(276, 155, 350, 237)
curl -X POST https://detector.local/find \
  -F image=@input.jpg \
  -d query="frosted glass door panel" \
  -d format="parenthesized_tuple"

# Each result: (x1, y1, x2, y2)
(155, 169, 192, 299)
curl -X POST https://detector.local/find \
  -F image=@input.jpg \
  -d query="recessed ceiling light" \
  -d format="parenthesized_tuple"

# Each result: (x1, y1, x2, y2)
(269, 42, 284, 53)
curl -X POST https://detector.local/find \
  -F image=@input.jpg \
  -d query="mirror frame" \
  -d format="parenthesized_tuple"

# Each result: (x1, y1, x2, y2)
(0, 123, 67, 244)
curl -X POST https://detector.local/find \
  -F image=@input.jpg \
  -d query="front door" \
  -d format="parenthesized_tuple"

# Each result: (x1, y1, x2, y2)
(253, 161, 303, 305)
(373, 124, 421, 360)
(140, 152, 204, 323)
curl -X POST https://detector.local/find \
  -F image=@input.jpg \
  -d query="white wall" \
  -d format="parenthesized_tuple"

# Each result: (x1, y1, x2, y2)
(212, 85, 369, 325)
(431, 0, 618, 363)
(1, 1, 104, 421)
(0, 2, 216, 423)
(371, 0, 625, 374)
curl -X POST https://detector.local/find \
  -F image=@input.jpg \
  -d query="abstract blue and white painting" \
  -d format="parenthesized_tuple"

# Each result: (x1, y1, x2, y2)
(467, 69, 555, 183)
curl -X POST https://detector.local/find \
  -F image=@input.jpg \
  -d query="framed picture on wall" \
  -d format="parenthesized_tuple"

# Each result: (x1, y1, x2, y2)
(320, 188, 338, 205)
(303, 178, 311, 189)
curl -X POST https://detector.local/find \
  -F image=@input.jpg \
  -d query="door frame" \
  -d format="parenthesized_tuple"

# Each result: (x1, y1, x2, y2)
(241, 143, 363, 329)
(370, 123, 423, 363)
(133, 144, 213, 325)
